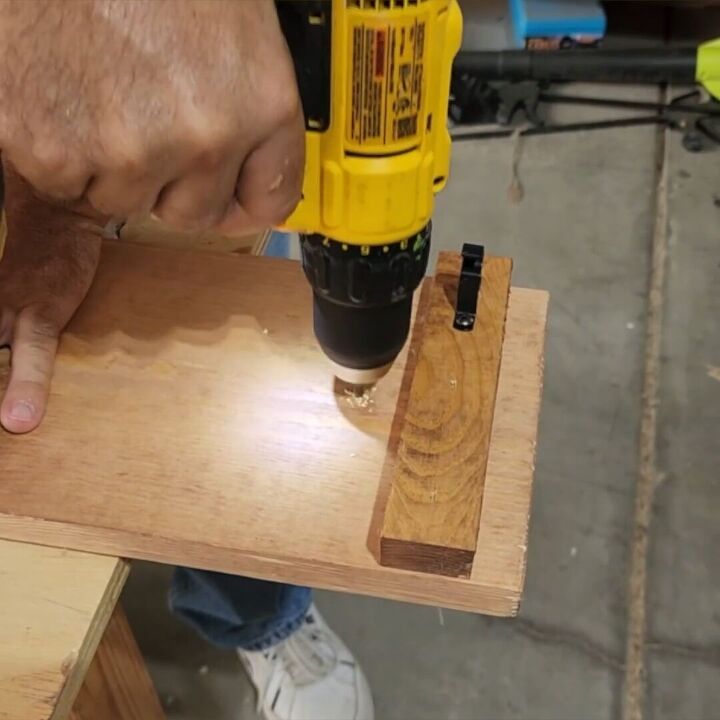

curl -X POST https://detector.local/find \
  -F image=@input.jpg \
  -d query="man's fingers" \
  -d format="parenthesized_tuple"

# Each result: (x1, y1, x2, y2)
(212, 199, 265, 238)
(3, 144, 92, 204)
(153, 162, 239, 232)
(232, 108, 305, 231)
(84, 170, 166, 221)
(0, 308, 60, 434)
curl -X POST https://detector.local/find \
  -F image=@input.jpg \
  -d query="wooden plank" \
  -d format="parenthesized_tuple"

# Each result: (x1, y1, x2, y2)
(0, 540, 128, 720)
(380, 255, 512, 577)
(0, 242, 548, 615)
(69, 605, 164, 720)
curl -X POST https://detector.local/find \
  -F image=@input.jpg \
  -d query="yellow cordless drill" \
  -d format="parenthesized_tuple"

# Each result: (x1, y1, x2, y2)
(278, 0, 462, 384)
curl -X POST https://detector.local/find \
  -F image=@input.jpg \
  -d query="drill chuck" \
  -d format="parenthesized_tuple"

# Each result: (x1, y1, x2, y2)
(300, 226, 431, 381)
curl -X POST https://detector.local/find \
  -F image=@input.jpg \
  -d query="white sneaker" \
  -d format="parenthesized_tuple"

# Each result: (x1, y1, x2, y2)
(237, 604, 374, 720)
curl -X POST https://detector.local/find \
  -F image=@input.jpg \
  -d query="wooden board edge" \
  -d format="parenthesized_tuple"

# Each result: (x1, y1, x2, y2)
(51, 557, 130, 720)
(502, 287, 549, 615)
(471, 287, 549, 611)
(69, 604, 165, 720)
(0, 513, 521, 616)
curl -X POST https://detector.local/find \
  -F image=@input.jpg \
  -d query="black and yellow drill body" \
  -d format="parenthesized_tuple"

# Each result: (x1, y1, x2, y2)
(279, 0, 462, 380)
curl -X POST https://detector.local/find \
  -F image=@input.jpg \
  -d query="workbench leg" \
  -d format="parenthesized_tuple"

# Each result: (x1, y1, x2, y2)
(69, 603, 165, 720)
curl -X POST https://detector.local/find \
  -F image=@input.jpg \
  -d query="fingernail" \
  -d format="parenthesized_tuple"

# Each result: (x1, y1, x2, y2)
(9, 400, 34, 422)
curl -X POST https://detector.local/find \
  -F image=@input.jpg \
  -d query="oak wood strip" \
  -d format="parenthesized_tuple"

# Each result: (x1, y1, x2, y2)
(0, 540, 127, 720)
(0, 242, 547, 615)
(69, 605, 164, 720)
(380, 255, 512, 577)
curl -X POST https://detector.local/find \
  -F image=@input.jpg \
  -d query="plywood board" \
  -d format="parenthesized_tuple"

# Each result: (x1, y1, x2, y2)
(70, 605, 164, 720)
(380, 255, 512, 577)
(0, 540, 127, 720)
(0, 242, 547, 615)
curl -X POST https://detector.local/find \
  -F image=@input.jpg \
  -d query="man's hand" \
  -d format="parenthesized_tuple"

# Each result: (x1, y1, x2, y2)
(0, 166, 101, 433)
(0, 0, 304, 234)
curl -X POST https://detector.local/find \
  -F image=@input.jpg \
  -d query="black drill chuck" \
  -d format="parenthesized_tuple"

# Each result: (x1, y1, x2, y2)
(300, 226, 431, 380)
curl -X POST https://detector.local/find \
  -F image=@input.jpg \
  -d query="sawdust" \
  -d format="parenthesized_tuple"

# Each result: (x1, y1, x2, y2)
(706, 365, 720, 383)
(343, 385, 376, 410)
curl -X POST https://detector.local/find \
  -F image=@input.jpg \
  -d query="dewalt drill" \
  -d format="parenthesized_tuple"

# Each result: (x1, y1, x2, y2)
(278, 0, 462, 385)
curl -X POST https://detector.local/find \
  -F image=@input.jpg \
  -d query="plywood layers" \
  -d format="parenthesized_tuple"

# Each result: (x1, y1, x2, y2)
(69, 605, 164, 720)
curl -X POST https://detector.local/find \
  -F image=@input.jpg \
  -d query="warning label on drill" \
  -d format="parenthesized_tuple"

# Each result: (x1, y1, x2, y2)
(347, 17, 426, 148)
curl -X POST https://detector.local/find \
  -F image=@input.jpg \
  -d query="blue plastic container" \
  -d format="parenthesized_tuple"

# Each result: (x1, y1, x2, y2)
(509, 0, 606, 48)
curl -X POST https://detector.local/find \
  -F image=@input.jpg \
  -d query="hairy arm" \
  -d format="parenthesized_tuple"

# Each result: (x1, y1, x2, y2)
(0, 0, 304, 232)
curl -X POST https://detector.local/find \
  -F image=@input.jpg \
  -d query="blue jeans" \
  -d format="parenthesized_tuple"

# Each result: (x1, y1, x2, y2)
(170, 568, 312, 651)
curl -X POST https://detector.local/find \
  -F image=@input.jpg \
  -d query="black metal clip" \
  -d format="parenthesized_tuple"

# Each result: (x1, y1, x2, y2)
(453, 243, 484, 331)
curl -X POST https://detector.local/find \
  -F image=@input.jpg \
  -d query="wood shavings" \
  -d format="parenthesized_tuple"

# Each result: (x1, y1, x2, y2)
(343, 385, 376, 409)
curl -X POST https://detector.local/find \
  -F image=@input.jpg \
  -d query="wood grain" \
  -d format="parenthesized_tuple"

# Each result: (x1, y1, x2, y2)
(0, 540, 127, 720)
(0, 242, 548, 615)
(380, 255, 512, 577)
(69, 605, 164, 720)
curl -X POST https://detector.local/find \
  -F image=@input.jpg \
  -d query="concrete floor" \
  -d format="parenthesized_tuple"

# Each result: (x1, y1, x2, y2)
(123, 90, 720, 719)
